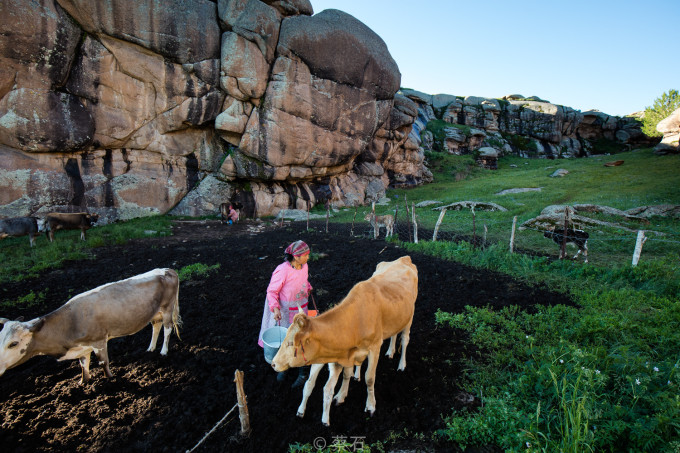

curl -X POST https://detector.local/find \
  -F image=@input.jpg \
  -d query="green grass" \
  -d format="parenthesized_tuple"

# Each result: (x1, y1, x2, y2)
(0, 215, 172, 284)
(176, 262, 221, 281)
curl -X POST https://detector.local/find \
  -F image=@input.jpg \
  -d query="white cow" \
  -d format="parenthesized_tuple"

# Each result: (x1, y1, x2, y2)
(0, 268, 181, 384)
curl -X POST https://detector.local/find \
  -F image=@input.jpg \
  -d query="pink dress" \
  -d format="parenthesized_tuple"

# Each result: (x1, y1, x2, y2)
(258, 261, 312, 347)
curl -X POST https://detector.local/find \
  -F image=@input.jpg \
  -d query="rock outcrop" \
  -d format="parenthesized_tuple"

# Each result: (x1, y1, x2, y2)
(403, 90, 661, 160)
(654, 108, 680, 154)
(0, 0, 426, 221)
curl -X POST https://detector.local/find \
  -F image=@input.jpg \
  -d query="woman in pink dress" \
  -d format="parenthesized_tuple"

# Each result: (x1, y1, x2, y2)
(258, 240, 312, 388)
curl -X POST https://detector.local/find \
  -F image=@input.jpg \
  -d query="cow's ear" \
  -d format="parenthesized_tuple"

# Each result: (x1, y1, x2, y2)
(29, 318, 44, 332)
(295, 314, 308, 329)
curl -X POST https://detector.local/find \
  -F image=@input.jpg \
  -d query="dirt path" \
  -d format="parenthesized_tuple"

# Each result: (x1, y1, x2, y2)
(0, 220, 572, 452)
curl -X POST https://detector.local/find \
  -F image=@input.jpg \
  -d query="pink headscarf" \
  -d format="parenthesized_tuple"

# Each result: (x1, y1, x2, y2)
(285, 240, 310, 257)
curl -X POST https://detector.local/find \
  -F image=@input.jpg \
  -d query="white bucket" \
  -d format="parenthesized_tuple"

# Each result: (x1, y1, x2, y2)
(262, 326, 288, 364)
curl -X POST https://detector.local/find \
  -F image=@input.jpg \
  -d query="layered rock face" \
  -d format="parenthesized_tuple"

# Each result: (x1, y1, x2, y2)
(0, 0, 425, 221)
(403, 90, 660, 159)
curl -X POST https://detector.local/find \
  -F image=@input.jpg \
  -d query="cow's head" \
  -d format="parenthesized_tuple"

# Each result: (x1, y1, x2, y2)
(271, 314, 317, 372)
(0, 318, 43, 376)
(36, 219, 46, 232)
(87, 213, 100, 225)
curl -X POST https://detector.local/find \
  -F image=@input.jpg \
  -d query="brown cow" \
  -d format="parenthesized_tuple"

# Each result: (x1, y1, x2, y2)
(272, 256, 418, 425)
(45, 212, 99, 242)
(0, 268, 181, 384)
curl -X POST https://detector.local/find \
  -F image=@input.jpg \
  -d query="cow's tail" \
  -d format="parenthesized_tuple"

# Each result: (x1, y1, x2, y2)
(171, 271, 182, 340)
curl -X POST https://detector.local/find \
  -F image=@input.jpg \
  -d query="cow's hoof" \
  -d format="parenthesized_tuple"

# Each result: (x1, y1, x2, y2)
(323, 422, 330, 427)
(296, 412, 304, 418)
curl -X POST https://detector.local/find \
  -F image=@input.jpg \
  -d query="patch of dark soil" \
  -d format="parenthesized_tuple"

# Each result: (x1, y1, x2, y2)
(0, 220, 573, 452)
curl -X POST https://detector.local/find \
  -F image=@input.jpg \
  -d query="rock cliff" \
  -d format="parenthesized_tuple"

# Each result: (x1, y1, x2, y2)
(0, 0, 426, 221)
(402, 90, 659, 159)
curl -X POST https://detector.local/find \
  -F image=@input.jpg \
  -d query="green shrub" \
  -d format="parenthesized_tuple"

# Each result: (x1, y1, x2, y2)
(177, 263, 221, 281)
(641, 89, 680, 137)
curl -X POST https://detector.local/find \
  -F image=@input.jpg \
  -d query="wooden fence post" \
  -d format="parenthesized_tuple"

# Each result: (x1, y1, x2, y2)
(471, 206, 477, 246)
(234, 370, 251, 436)
(632, 230, 647, 267)
(561, 206, 570, 259)
(483, 224, 488, 246)
(433, 208, 447, 241)
(510, 216, 517, 253)
(405, 196, 412, 242)
(325, 200, 330, 234)
(306, 200, 310, 231)
(351, 206, 357, 236)
(412, 203, 418, 244)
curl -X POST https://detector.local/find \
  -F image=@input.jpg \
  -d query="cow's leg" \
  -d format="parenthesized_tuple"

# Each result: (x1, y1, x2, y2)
(80, 229, 86, 241)
(148, 321, 162, 352)
(385, 334, 397, 358)
(321, 363, 343, 426)
(79, 354, 92, 384)
(583, 242, 589, 263)
(353, 364, 361, 381)
(297, 363, 323, 418)
(29, 233, 35, 247)
(364, 348, 380, 415)
(333, 366, 353, 405)
(374, 225, 379, 239)
(94, 343, 113, 378)
(160, 325, 173, 355)
(398, 320, 413, 371)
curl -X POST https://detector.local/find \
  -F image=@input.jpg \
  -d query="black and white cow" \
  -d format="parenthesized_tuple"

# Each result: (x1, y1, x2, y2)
(0, 216, 44, 247)
(544, 228, 589, 263)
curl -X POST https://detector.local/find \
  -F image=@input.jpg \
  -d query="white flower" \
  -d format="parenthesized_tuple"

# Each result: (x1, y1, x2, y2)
(559, 359, 564, 364)
(526, 442, 531, 448)
(636, 378, 641, 385)
(654, 367, 659, 372)
(596, 369, 601, 374)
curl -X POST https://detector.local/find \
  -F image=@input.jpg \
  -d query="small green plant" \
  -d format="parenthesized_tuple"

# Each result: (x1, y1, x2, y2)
(0, 289, 48, 311)
(177, 263, 221, 281)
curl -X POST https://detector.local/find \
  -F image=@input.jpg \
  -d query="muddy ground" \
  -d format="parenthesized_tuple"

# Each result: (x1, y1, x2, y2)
(0, 219, 573, 452)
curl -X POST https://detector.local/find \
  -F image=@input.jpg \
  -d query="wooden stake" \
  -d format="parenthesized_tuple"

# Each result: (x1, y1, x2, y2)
(510, 216, 517, 253)
(234, 370, 251, 436)
(561, 207, 570, 259)
(412, 203, 418, 244)
(632, 230, 648, 267)
(306, 200, 310, 231)
(483, 224, 488, 246)
(433, 208, 447, 241)
(471, 206, 476, 247)
(325, 200, 330, 234)
(405, 196, 412, 242)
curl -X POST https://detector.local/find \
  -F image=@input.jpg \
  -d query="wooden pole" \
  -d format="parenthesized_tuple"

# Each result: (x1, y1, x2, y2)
(483, 224, 488, 246)
(351, 206, 357, 236)
(325, 200, 330, 234)
(412, 203, 418, 244)
(471, 206, 477, 247)
(510, 216, 517, 253)
(561, 207, 569, 259)
(405, 196, 412, 242)
(234, 370, 251, 436)
(306, 200, 310, 231)
(632, 230, 648, 267)
(433, 208, 447, 241)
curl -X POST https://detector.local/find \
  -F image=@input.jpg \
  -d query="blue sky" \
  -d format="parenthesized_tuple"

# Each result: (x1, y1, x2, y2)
(308, 0, 679, 117)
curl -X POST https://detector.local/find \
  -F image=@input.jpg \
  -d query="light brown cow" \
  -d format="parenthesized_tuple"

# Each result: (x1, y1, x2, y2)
(45, 212, 99, 241)
(272, 256, 418, 425)
(0, 268, 180, 384)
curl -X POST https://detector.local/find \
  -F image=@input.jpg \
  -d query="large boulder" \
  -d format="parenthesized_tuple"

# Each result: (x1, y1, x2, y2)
(654, 108, 680, 154)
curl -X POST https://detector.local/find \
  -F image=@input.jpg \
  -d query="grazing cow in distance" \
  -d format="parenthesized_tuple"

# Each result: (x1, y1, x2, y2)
(272, 256, 418, 426)
(0, 216, 44, 247)
(364, 212, 394, 239)
(0, 268, 181, 384)
(45, 212, 99, 242)
(544, 227, 589, 263)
